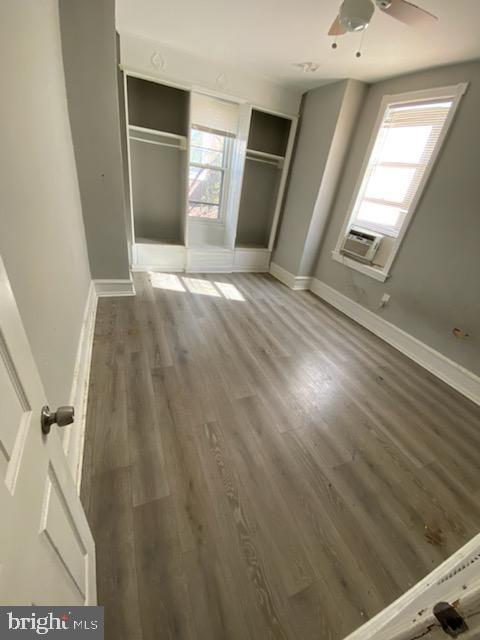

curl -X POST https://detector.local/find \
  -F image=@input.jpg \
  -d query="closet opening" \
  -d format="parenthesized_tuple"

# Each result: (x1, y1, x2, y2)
(126, 76, 189, 247)
(235, 109, 292, 250)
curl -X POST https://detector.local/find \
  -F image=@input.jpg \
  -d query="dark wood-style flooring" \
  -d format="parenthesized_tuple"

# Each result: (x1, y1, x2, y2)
(81, 272, 480, 640)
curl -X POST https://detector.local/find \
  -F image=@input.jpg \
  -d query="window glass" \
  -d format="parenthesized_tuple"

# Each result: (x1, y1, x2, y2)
(364, 166, 416, 204)
(188, 127, 229, 220)
(190, 147, 223, 167)
(189, 167, 222, 205)
(188, 203, 219, 219)
(348, 98, 453, 237)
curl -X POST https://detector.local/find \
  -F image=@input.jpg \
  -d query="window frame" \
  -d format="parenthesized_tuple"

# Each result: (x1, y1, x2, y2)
(188, 126, 233, 224)
(332, 83, 468, 282)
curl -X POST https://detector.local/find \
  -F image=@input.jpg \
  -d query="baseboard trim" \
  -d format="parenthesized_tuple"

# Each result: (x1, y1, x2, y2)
(269, 262, 311, 290)
(131, 264, 184, 273)
(66, 276, 136, 492)
(64, 281, 98, 491)
(94, 278, 136, 297)
(269, 264, 480, 406)
(310, 278, 480, 407)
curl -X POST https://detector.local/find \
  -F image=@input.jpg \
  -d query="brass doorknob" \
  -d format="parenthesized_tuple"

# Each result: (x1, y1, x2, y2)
(41, 405, 75, 435)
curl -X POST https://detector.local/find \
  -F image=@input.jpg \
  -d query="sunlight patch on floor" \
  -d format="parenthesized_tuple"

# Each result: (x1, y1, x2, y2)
(148, 272, 246, 301)
(183, 277, 221, 297)
(214, 281, 245, 301)
(149, 273, 186, 292)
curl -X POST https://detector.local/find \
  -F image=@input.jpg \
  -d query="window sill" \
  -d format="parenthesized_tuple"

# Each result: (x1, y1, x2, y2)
(331, 251, 389, 282)
(188, 217, 225, 227)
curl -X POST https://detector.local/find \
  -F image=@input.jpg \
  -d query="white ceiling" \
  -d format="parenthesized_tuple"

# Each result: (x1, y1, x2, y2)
(116, 0, 480, 90)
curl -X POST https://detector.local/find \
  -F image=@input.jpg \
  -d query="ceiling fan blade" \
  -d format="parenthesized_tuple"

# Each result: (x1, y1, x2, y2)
(382, 0, 438, 25)
(328, 14, 347, 36)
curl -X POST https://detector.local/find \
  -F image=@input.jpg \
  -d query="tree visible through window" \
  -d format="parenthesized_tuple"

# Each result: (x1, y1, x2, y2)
(188, 128, 229, 220)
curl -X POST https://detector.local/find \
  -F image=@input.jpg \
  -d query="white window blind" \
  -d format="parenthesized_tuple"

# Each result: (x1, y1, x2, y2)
(351, 98, 454, 237)
(191, 93, 239, 137)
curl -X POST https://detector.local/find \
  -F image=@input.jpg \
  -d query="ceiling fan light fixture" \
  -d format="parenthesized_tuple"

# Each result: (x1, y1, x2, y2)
(339, 0, 375, 31)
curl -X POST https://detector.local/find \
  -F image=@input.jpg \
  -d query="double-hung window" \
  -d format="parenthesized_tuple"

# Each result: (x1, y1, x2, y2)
(188, 127, 231, 221)
(334, 83, 467, 280)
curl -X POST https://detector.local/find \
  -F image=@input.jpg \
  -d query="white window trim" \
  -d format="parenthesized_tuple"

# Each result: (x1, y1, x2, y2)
(188, 130, 234, 225)
(333, 82, 468, 282)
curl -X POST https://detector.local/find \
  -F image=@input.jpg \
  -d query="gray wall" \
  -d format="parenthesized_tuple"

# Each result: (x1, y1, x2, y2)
(273, 81, 353, 275)
(59, 0, 130, 279)
(127, 76, 189, 136)
(236, 160, 280, 247)
(298, 80, 367, 276)
(0, 0, 91, 407)
(130, 142, 184, 242)
(314, 61, 480, 375)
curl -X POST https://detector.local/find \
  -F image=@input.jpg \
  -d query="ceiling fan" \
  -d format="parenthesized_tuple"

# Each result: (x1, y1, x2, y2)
(328, 0, 437, 36)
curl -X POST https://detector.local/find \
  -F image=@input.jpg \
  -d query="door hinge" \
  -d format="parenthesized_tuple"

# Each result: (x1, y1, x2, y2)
(433, 602, 468, 637)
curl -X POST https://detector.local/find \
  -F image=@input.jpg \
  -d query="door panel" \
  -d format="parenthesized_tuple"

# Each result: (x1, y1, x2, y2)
(40, 465, 88, 600)
(0, 255, 96, 606)
(0, 336, 31, 492)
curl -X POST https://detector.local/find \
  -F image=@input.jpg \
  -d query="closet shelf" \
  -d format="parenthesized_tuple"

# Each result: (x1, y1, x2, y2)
(135, 237, 184, 246)
(129, 125, 187, 150)
(246, 148, 284, 167)
(129, 124, 186, 141)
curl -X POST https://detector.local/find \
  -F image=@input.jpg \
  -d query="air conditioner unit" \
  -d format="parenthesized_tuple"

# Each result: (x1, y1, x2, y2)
(340, 227, 383, 264)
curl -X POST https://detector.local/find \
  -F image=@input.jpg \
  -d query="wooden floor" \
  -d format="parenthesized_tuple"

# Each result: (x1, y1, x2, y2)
(81, 272, 480, 640)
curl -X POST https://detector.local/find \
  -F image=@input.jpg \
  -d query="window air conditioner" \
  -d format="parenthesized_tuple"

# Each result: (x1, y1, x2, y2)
(340, 227, 383, 264)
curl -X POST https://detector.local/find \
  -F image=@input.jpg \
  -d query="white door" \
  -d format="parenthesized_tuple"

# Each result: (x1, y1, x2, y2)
(0, 255, 96, 605)
(344, 533, 480, 640)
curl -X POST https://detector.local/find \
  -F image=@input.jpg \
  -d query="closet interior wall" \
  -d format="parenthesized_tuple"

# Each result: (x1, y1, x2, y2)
(236, 109, 293, 251)
(126, 76, 189, 246)
(122, 70, 298, 272)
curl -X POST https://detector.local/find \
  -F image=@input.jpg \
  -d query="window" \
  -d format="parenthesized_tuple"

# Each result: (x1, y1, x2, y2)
(350, 99, 456, 238)
(188, 127, 231, 220)
(334, 83, 467, 281)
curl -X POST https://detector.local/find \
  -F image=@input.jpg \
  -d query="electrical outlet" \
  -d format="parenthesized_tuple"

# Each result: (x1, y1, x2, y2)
(380, 293, 390, 308)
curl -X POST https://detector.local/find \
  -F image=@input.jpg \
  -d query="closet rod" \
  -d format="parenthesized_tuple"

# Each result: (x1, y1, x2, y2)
(129, 136, 186, 150)
(129, 124, 186, 141)
(246, 155, 281, 167)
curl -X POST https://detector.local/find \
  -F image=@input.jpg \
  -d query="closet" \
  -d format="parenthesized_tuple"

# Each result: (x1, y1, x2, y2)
(123, 72, 297, 272)
(125, 76, 189, 269)
(236, 110, 292, 250)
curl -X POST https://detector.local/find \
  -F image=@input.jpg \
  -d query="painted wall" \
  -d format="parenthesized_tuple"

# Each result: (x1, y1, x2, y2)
(314, 61, 480, 375)
(273, 80, 366, 276)
(119, 32, 302, 116)
(59, 0, 130, 279)
(0, 0, 91, 407)
(236, 161, 280, 247)
(130, 142, 184, 242)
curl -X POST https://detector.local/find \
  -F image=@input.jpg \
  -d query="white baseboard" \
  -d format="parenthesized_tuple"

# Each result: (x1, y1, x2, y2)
(310, 278, 480, 407)
(131, 241, 272, 274)
(65, 276, 136, 492)
(131, 264, 184, 273)
(269, 262, 312, 290)
(232, 248, 270, 273)
(133, 242, 186, 272)
(94, 279, 135, 297)
(64, 281, 98, 491)
(268, 264, 480, 406)
(186, 248, 234, 273)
